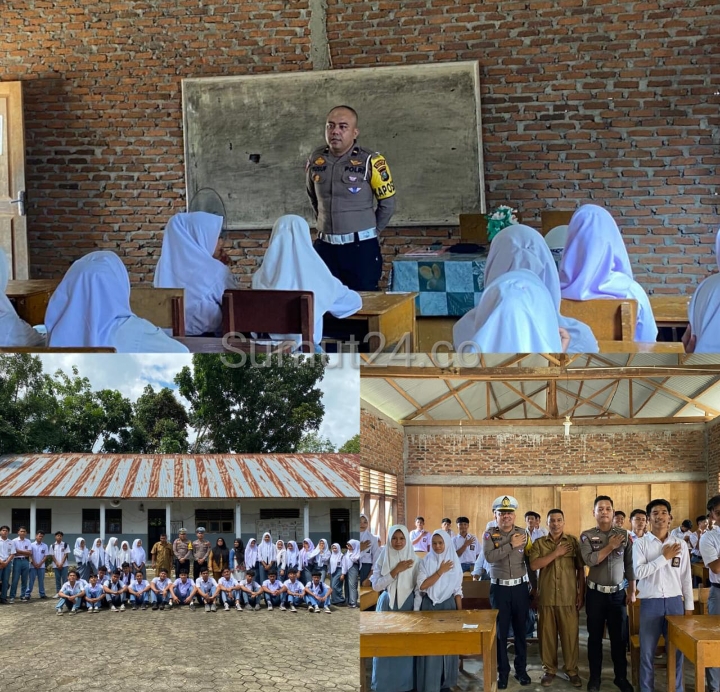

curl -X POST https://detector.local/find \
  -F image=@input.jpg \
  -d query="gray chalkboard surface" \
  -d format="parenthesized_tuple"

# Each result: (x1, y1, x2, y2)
(182, 62, 484, 230)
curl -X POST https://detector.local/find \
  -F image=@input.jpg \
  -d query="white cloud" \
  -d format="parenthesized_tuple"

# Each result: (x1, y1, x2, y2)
(37, 354, 359, 448)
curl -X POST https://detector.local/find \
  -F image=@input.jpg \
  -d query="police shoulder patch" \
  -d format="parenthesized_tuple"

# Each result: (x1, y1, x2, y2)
(483, 532, 491, 540)
(581, 534, 588, 542)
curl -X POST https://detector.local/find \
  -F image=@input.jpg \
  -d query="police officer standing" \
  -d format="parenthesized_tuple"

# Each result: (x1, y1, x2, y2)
(306, 105, 396, 291)
(579, 495, 635, 692)
(483, 495, 537, 689)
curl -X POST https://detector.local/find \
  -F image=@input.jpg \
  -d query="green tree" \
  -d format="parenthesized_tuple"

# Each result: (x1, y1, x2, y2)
(131, 385, 189, 454)
(297, 431, 336, 453)
(175, 354, 326, 453)
(338, 433, 360, 454)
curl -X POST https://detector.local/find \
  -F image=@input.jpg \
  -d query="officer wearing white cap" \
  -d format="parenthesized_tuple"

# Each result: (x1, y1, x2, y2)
(483, 495, 537, 689)
(579, 495, 635, 692)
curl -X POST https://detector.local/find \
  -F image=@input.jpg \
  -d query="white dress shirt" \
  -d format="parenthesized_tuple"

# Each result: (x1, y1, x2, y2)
(699, 525, 720, 584)
(453, 533, 480, 563)
(529, 527, 549, 541)
(409, 529, 432, 552)
(0, 537, 16, 561)
(30, 541, 49, 565)
(12, 537, 31, 557)
(471, 551, 492, 577)
(632, 532, 693, 608)
(52, 541, 70, 565)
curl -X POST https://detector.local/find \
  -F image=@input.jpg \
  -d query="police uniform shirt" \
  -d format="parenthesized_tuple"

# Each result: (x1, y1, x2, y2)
(699, 525, 720, 584)
(483, 526, 531, 580)
(453, 532, 480, 564)
(306, 144, 396, 236)
(579, 526, 635, 586)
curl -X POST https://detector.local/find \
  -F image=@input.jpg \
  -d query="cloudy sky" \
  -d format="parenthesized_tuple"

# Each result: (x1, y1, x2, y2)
(36, 354, 360, 448)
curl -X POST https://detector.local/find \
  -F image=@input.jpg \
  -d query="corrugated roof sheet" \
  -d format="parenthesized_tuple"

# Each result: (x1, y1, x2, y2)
(0, 454, 358, 499)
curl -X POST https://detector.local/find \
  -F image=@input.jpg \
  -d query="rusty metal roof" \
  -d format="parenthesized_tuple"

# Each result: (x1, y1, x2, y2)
(0, 454, 358, 499)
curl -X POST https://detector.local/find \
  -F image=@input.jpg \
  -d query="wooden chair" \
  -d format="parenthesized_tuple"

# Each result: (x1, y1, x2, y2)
(560, 298, 638, 341)
(222, 289, 314, 354)
(130, 287, 185, 337)
(459, 579, 492, 672)
(541, 210, 574, 236)
(691, 562, 710, 587)
(693, 586, 711, 614)
(0, 347, 117, 353)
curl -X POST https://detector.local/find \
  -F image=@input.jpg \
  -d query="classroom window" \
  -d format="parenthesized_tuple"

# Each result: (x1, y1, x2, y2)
(360, 468, 397, 541)
(195, 509, 233, 533)
(106, 509, 122, 534)
(259, 508, 301, 519)
(11, 508, 29, 534)
(12, 509, 52, 534)
(82, 509, 101, 534)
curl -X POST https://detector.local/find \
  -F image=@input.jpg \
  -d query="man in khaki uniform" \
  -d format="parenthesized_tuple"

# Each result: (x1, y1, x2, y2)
(529, 509, 585, 688)
(150, 533, 173, 577)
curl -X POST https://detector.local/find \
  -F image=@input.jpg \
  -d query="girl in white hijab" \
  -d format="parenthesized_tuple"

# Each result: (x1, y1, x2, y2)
(104, 537, 120, 572)
(453, 269, 567, 353)
(359, 513, 380, 587)
(0, 248, 45, 347)
(88, 538, 106, 576)
(685, 271, 720, 352)
(299, 538, 316, 585)
(252, 215, 362, 350)
(118, 540, 132, 568)
(371, 525, 420, 692)
(310, 538, 331, 582)
(415, 530, 463, 692)
(329, 543, 345, 606)
(341, 539, 361, 608)
(275, 540, 287, 579)
(244, 538, 259, 575)
(484, 224, 598, 353)
(131, 539, 146, 578)
(154, 211, 237, 336)
(285, 540, 300, 573)
(73, 538, 90, 581)
(45, 251, 188, 352)
(559, 204, 657, 342)
(257, 532, 276, 583)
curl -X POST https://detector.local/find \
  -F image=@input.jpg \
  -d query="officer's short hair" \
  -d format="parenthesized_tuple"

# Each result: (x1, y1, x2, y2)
(707, 495, 720, 513)
(593, 495, 613, 509)
(646, 498, 672, 515)
(456, 516, 469, 524)
(614, 510, 626, 519)
(327, 105, 358, 123)
(546, 508, 564, 518)
(630, 509, 646, 520)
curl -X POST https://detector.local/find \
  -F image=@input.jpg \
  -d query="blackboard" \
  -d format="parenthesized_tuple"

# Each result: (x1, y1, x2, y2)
(182, 62, 484, 230)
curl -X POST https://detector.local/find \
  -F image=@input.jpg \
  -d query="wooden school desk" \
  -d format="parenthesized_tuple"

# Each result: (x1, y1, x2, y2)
(323, 292, 417, 353)
(597, 341, 685, 353)
(666, 615, 720, 692)
(360, 609, 497, 692)
(174, 336, 296, 354)
(5, 279, 60, 325)
(360, 586, 379, 611)
(650, 296, 690, 327)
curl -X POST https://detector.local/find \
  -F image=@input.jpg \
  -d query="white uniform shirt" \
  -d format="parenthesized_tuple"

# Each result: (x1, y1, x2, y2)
(173, 578, 195, 598)
(409, 529, 432, 552)
(196, 577, 218, 594)
(471, 551, 492, 577)
(529, 527, 549, 541)
(151, 577, 171, 592)
(218, 576, 239, 591)
(30, 541, 49, 565)
(262, 578, 283, 594)
(283, 579, 305, 596)
(699, 525, 720, 584)
(0, 537, 16, 561)
(632, 532, 693, 607)
(453, 533, 480, 564)
(670, 527, 697, 549)
(12, 537, 31, 557)
(52, 541, 70, 565)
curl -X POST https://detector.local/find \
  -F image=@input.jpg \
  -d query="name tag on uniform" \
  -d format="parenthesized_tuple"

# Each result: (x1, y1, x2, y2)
(671, 557, 680, 568)
(590, 537, 602, 552)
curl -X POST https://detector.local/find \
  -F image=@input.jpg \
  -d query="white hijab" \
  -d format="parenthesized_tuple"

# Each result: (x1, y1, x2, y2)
(252, 215, 362, 346)
(0, 248, 45, 346)
(74, 538, 88, 564)
(154, 212, 235, 336)
(89, 538, 106, 571)
(245, 539, 258, 566)
(118, 541, 132, 566)
(421, 530, 463, 606)
(130, 539, 146, 566)
(689, 272, 720, 352)
(285, 540, 300, 568)
(485, 224, 598, 353)
(558, 204, 657, 342)
(380, 525, 419, 609)
(105, 537, 120, 565)
(299, 538, 315, 568)
(258, 532, 275, 563)
(453, 269, 563, 353)
(275, 540, 286, 564)
(310, 538, 330, 563)
(342, 539, 361, 571)
(329, 543, 343, 574)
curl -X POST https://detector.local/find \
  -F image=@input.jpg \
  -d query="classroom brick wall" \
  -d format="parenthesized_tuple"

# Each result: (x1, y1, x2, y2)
(2, 1, 718, 288)
(361, 407, 405, 523)
(707, 417, 720, 496)
(405, 426, 707, 478)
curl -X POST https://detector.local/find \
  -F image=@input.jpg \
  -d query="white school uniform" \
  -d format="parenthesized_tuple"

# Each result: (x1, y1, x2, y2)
(688, 272, 720, 352)
(196, 576, 218, 596)
(154, 212, 237, 336)
(632, 532, 693, 607)
(409, 529, 432, 552)
(218, 576, 239, 593)
(0, 248, 45, 347)
(283, 579, 305, 598)
(251, 214, 362, 348)
(45, 251, 188, 352)
(263, 579, 283, 594)
(173, 578, 196, 599)
(417, 531, 464, 604)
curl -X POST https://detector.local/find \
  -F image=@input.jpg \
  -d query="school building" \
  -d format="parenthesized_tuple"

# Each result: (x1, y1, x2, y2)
(0, 453, 359, 549)
(360, 354, 720, 539)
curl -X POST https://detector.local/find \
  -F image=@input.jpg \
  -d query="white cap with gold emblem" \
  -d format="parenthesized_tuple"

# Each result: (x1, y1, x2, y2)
(492, 495, 519, 513)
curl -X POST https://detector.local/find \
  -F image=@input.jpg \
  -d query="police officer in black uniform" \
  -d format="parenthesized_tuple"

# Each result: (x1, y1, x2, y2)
(579, 495, 635, 692)
(306, 105, 396, 291)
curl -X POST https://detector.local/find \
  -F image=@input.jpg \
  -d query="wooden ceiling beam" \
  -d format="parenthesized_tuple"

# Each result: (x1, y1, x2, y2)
(490, 384, 548, 419)
(400, 416, 709, 427)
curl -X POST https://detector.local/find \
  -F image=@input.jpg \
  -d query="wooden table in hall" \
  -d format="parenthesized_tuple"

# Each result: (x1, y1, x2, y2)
(359, 586, 379, 611)
(666, 615, 720, 692)
(360, 609, 497, 692)
(650, 296, 691, 327)
(6, 279, 60, 325)
(597, 341, 685, 353)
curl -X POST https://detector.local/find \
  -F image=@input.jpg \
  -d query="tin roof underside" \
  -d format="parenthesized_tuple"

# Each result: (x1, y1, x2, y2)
(0, 454, 358, 499)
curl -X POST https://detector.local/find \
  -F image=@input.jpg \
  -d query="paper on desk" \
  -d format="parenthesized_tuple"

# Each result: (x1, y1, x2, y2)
(462, 623, 479, 629)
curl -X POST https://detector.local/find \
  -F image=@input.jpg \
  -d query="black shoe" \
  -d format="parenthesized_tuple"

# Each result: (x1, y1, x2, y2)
(152, 604, 159, 610)
(587, 680, 601, 692)
(515, 672, 532, 686)
(614, 679, 634, 692)
(498, 674, 509, 690)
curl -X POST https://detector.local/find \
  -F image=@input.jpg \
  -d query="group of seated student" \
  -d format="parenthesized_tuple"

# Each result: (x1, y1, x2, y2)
(0, 212, 362, 353)
(54, 565, 336, 615)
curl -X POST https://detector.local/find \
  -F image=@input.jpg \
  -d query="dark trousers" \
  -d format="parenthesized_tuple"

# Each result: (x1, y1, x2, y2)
(314, 236, 382, 291)
(175, 558, 191, 579)
(585, 587, 628, 682)
(490, 582, 530, 676)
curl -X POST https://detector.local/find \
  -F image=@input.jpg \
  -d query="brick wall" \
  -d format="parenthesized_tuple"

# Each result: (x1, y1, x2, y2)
(2, 1, 718, 288)
(405, 426, 707, 477)
(361, 406, 405, 523)
(707, 417, 720, 496)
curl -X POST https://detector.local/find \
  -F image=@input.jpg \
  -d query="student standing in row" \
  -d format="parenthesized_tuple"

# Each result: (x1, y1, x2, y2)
(89, 538, 106, 577)
(74, 537, 91, 581)
(208, 537, 229, 581)
(26, 530, 49, 600)
(360, 514, 380, 585)
(342, 539, 360, 608)
(105, 537, 121, 572)
(329, 543, 345, 606)
(257, 533, 275, 583)
(51, 531, 70, 596)
(9, 526, 32, 603)
(454, 516, 480, 573)
(410, 516, 432, 553)
(131, 539, 146, 578)
(0, 525, 16, 604)
(699, 494, 720, 692)
(229, 537, 245, 581)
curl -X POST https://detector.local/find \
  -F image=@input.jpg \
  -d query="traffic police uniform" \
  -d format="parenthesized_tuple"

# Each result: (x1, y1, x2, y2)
(483, 495, 536, 688)
(579, 525, 635, 691)
(306, 143, 396, 291)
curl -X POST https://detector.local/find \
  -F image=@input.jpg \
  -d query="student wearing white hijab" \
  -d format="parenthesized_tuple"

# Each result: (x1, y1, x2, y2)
(299, 538, 316, 585)
(88, 538, 106, 576)
(453, 270, 567, 353)
(342, 539, 361, 608)
(685, 272, 720, 353)
(251, 215, 362, 350)
(415, 530, 463, 692)
(559, 204, 657, 342)
(45, 251, 188, 352)
(275, 540, 287, 579)
(244, 538, 259, 576)
(118, 540, 132, 568)
(0, 248, 45, 347)
(285, 540, 300, 574)
(104, 537, 120, 572)
(484, 224, 598, 353)
(329, 543, 345, 606)
(73, 538, 90, 582)
(257, 532, 276, 584)
(359, 513, 380, 586)
(310, 538, 331, 583)
(154, 211, 237, 336)
(131, 539, 146, 578)
(371, 525, 420, 692)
